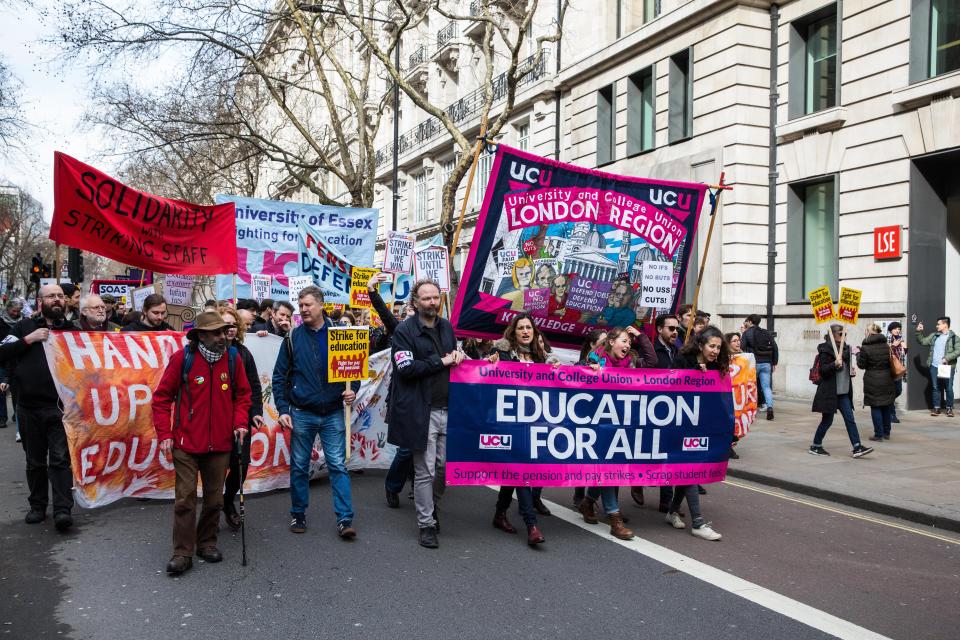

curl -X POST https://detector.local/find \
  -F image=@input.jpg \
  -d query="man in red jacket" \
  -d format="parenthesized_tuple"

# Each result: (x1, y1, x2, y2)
(152, 311, 252, 575)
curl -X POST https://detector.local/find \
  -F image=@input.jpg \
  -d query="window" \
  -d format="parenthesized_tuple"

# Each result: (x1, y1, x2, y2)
(627, 66, 655, 155)
(517, 123, 530, 151)
(931, 0, 960, 77)
(805, 16, 837, 114)
(596, 84, 615, 165)
(472, 151, 494, 209)
(788, 5, 840, 119)
(786, 177, 838, 301)
(668, 49, 692, 143)
(437, 159, 454, 210)
(643, 0, 660, 23)
(412, 172, 428, 224)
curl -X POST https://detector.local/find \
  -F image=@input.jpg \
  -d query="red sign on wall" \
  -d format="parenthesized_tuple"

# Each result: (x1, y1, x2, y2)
(874, 225, 901, 260)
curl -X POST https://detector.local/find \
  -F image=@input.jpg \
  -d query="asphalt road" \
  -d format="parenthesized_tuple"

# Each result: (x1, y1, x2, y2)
(0, 430, 957, 640)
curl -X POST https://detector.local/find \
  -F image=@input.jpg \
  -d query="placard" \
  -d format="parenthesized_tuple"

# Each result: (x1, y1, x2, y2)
(383, 231, 415, 274)
(837, 287, 862, 325)
(639, 260, 674, 308)
(163, 274, 194, 306)
(327, 326, 370, 382)
(414, 246, 450, 292)
(251, 274, 272, 303)
(808, 286, 835, 324)
(350, 267, 378, 308)
(132, 284, 158, 312)
(287, 275, 313, 309)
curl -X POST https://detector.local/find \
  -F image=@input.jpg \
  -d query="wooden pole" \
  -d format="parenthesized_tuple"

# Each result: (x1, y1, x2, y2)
(449, 122, 489, 274)
(232, 273, 238, 305)
(345, 404, 352, 461)
(54, 244, 61, 284)
(683, 174, 733, 345)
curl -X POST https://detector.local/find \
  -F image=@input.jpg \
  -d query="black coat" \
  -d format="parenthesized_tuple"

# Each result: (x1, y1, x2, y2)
(857, 334, 896, 407)
(235, 341, 263, 424)
(386, 313, 457, 450)
(812, 339, 850, 414)
(0, 316, 79, 408)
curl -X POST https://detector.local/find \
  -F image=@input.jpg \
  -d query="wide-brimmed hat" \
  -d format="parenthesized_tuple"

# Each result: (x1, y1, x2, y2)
(186, 310, 231, 340)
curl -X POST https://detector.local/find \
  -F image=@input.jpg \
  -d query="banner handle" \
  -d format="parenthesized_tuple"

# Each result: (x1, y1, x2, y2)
(345, 404, 352, 462)
(449, 121, 489, 274)
(684, 174, 732, 346)
(232, 273, 238, 305)
(54, 244, 61, 285)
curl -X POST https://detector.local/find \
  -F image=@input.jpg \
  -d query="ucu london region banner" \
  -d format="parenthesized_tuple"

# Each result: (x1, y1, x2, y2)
(446, 361, 734, 487)
(450, 145, 708, 349)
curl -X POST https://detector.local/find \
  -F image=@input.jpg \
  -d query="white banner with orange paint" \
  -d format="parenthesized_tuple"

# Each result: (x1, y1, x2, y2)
(44, 331, 395, 508)
(729, 352, 758, 438)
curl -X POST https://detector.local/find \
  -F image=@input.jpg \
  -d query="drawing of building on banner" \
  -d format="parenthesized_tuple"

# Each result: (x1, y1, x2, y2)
(562, 246, 618, 282)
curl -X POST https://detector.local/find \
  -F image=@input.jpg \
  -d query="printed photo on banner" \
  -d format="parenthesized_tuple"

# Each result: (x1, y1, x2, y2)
(328, 327, 370, 382)
(297, 219, 355, 304)
(445, 360, 734, 487)
(350, 267, 378, 308)
(808, 286, 835, 323)
(449, 145, 707, 348)
(414, 246, 450, 291)
(837, 287, 862, 324)
(383, 230, 415, 274)
(214, 195, 378, 300)
(51, 152, 237, 275)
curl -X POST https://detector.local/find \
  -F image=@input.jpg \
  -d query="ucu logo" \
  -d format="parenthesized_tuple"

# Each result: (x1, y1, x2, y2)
(479, 434, 513, 450)
(508, 162, 553, 187)
(682, 437, 709, 451)
(649, 188, 692, 211)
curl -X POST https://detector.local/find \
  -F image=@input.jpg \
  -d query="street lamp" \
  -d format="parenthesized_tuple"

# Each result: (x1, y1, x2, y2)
(297, 4, 402, 232)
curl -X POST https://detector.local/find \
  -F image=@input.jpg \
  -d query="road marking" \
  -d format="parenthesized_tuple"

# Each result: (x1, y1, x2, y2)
(539, 495, 894, 640)
(722, 479, 960, 545)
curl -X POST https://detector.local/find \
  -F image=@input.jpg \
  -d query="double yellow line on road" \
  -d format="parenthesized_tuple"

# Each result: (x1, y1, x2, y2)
(722, 479, 960, 545)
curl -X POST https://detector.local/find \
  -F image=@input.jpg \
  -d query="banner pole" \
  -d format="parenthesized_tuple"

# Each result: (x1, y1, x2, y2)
(684, 174, 732, 346)
(345, 404, 352, 461)
(232, 273, 238, 305)
(449, 121, 489, 271)
(54, 244, 61, 284)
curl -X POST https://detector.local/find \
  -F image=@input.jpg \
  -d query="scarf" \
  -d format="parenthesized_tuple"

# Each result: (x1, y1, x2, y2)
(0, 310, 18, 326)
(197, 342, 224, 363)
(590, 347, 634, 369)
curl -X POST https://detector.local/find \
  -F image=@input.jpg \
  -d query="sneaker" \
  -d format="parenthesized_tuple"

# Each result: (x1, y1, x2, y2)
(868, 435, 883, 442)
(53, 512, 73, 532)
(665, 511, 685, 529)
(758, 404, 766, 411)
(24, 509, 45, 524)
(890, 415, 901, 424)
(697, 485, 707, 495)
(931, 408, 942, 416)
(809, 445, 830, 456)
(337, 521, 356, 540)
(947, 409, 955, 418)
(15, 431, 21, 442)
(766, 408, 774, 420)
(418, 526, 438, 549)
(691, 523, 722, 541)
(852, 444, 874, 458)
(727, 447, 739, 460)
(289, 514, 306, 533)
(385, 490, 400, 508)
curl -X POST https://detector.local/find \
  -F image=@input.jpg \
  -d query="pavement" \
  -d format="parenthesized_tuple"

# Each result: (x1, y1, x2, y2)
(726, 397, 960, 532)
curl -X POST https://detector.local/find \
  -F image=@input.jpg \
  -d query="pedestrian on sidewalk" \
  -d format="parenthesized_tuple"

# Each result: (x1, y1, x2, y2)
(858, 324, 896, 442)
(742, 314, 778, 421)
(485, 313, 548, 546)
(387, 280, 461, 549)
(273, 286, 359, 539)
(218, 306, 263, 531)
(152, 311, 253, 575)
(887, 322, 907, 422)
(915, 317, 958, 417)
(0, 285, 79, 530)
(810, 325, 874, 458)
(667, 326, 727, 541)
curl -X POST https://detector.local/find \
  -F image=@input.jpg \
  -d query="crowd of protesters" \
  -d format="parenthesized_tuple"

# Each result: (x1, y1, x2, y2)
(0, 278, 957, 574)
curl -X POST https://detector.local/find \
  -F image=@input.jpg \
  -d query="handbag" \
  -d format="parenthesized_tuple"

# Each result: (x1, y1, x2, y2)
(888, 346, 906, 381)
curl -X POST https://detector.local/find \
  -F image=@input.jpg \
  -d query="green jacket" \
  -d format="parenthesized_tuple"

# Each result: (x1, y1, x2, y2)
(915, 329, 960, 366)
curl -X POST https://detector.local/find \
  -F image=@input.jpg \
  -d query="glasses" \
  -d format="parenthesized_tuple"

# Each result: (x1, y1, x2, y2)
(42, 294, 66, 300)
(665, 326, 679, 332)
(83, 305, 106, 310)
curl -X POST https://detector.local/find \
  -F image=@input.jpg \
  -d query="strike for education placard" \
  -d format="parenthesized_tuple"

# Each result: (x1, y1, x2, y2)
(446, 360, 733, 487)
(350, 267, 378, 308)
(837, 287, 862, 324)
(450, 145, 707, 348)
(52, 152, 237, 275)
(328, 326, 369, 382)
(808, 286, 835, 323)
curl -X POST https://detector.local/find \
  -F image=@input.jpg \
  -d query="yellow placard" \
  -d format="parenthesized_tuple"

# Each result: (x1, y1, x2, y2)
(349, 267, 378, 309)
(808, 286, 835, 323)
(327, 326, 369, 382)
(837, 287, 862, 325)
(323, 303, 345, 315)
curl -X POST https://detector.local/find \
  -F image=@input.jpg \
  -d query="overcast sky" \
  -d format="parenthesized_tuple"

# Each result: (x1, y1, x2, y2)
(0, 1, 113, 220)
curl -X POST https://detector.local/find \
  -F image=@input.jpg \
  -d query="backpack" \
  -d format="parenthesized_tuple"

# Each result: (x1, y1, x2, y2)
(808, 353, 821, 385)
(752, 328, 775, 358)
(176, 344, 238, 427)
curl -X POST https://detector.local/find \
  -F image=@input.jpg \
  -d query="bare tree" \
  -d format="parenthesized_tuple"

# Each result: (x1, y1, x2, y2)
(0, 56, 27, 154)
(53, 0, 567, 237)
(0, 187, 54, 297)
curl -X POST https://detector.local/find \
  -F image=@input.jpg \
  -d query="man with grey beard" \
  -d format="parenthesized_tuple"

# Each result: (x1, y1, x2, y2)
(78, 294, 120, 332)
(0, 284, 79, 531)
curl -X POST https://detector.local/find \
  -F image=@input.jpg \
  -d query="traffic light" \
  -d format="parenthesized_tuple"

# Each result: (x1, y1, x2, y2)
(41, 263, 52, 279)
(67, 248, 84, 283)
(30, 254, 42, 284)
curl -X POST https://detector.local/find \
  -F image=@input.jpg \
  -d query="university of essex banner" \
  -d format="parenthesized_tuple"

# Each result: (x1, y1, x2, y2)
(450, 146, 708, 348)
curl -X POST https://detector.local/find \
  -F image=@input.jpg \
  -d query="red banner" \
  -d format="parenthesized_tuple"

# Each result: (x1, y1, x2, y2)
(51, 152, 237, 275)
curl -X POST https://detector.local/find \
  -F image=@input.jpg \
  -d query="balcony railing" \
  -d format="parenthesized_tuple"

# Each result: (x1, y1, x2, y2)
(437, 22, 457, 48)
(469, 1, 481, 16)
(408, 45, 427, 69)
(375, 51, 550, 168)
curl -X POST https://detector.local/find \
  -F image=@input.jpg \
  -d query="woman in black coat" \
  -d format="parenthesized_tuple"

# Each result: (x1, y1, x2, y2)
(810, 325, 872, 458)
(857, 323, 896, 441)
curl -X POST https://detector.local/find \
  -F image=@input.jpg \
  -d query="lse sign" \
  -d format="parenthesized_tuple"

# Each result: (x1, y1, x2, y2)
(874, 225, 901, 260)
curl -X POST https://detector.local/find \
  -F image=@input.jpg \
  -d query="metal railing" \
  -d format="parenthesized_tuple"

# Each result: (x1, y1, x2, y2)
(469, 1, 482, 17)
(375, 51, 550, 168)
(437, 22, 457, 48)
(408, 45, 427, 69)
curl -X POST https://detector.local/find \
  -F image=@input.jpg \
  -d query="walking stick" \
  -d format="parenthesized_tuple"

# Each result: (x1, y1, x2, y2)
(235, 435, 247, 567)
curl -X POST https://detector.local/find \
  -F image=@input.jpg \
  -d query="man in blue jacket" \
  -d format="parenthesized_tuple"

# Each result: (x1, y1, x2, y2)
(272, 286, 360, 539)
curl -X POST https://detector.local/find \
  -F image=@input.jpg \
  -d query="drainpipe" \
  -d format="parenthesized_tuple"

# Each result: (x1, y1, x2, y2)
(766, 3, 779, 331)
(554, 0, 562, 160)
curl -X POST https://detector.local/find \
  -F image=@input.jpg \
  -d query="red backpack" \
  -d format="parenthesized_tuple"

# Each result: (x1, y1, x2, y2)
(809, 353, 822, 385)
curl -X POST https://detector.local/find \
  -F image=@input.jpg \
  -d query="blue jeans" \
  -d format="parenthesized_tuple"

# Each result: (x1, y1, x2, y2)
(670, 485, 704, 527)
(756, 362, 773, 409)
(930, 365, 956, 410)
(385, 447, 413, 494)
(814, 393, 862, 448)
(586, 486, 620, 514)
(497, 486, 536, 526)
(891, 379, 903, 418)
(289, 407, 353, 524)
(870, 405, 892, 438)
